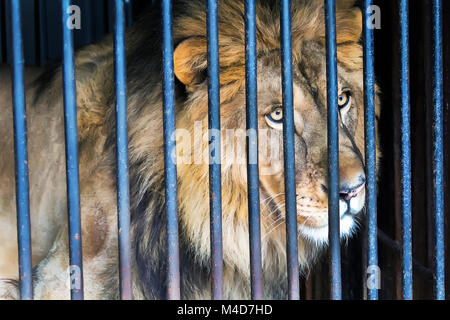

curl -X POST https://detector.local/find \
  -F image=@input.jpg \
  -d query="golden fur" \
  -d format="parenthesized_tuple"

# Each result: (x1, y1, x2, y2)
(0, 0, 379, 299)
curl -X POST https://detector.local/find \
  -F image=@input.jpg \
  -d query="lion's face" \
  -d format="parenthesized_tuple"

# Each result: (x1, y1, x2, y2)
(174, 41, 366, 246)
(255, 42, 366, 245)
(172, 0, 374, 273)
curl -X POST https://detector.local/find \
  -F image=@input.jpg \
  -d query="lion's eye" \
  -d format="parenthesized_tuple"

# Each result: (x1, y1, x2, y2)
(338, 91, 351, 110)
(265, 107, 283, 130)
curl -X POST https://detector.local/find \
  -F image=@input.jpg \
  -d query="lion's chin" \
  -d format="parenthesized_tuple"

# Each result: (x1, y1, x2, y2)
(297, 190, 365, 245)
(298, 214, 358, 246)
(298, 196, 364, 246)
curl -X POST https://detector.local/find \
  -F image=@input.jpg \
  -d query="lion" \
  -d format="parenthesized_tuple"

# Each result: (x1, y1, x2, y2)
(0, 0, 378, 299)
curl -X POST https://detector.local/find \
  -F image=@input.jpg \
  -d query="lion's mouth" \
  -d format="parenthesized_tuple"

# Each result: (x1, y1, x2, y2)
(297, 190, 365, 244)
(260, 185, 365, 245)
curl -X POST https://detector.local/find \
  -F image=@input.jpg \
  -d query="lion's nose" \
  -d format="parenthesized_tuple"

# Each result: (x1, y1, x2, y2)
(339, 177, 365, 201)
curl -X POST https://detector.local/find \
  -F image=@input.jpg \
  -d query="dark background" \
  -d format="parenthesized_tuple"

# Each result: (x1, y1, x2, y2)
(0, 0, 449, 300)
(0, 0, 150, 65)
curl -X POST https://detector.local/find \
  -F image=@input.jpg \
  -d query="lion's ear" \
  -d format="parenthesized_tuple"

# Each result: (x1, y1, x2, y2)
(336, 7, 362, 44)
(173, 37, 207, 88)
(334, 7, 363, 69)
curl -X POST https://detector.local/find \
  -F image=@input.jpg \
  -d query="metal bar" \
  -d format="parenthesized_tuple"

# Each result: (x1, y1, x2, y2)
(206, 0, 223, 300)
(9, 0, 33, 300)
(61, 0, 84, 300)
(113, 0, 132, 300)
(431, 0, 445, 301)
(161, 0, 181, 300)
(324, 0, 341, 300)
(399, 0, 412, 300)
(280, 0, 300, 300)
(245, 0, 263, 300)
(363, 0, 379, 301)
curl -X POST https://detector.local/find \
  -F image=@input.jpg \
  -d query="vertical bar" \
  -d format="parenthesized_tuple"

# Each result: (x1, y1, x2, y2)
(161, 0, 180, 300)
(280, 0, 300, 300)
(9, 0, 33, 300)
(431, 0, 445, 301)
(399, 0, 412, 300)
(114, 0, 132, 300)
(61, 0, 84, 300)
(363, 0, 379, 301)
(324, 0, 341, 300)
(245, 0, 263, 300)
(206, 0, 223, 300)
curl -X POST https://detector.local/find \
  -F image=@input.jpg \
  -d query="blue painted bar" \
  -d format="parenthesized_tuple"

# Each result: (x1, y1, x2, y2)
(431, 0, 445, 301)
(114, 0, 132, 300)
(280, 0, 300, 300)
(161, 0, 181, 300)
(399, 0, 412, 300)
(61, 0, 84, 300)
(206, 0, 224, 300)
(9, 0, 33, 300)
(363, 0, 379, 301)
(245, 0, 263, 300)
(324, 0, 341, 300)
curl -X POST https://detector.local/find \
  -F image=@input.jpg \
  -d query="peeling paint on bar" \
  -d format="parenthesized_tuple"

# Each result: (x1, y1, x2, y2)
(431, 0, 445, 301)
(363, 0, 379, 301)
(399, 0, 412, 301)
